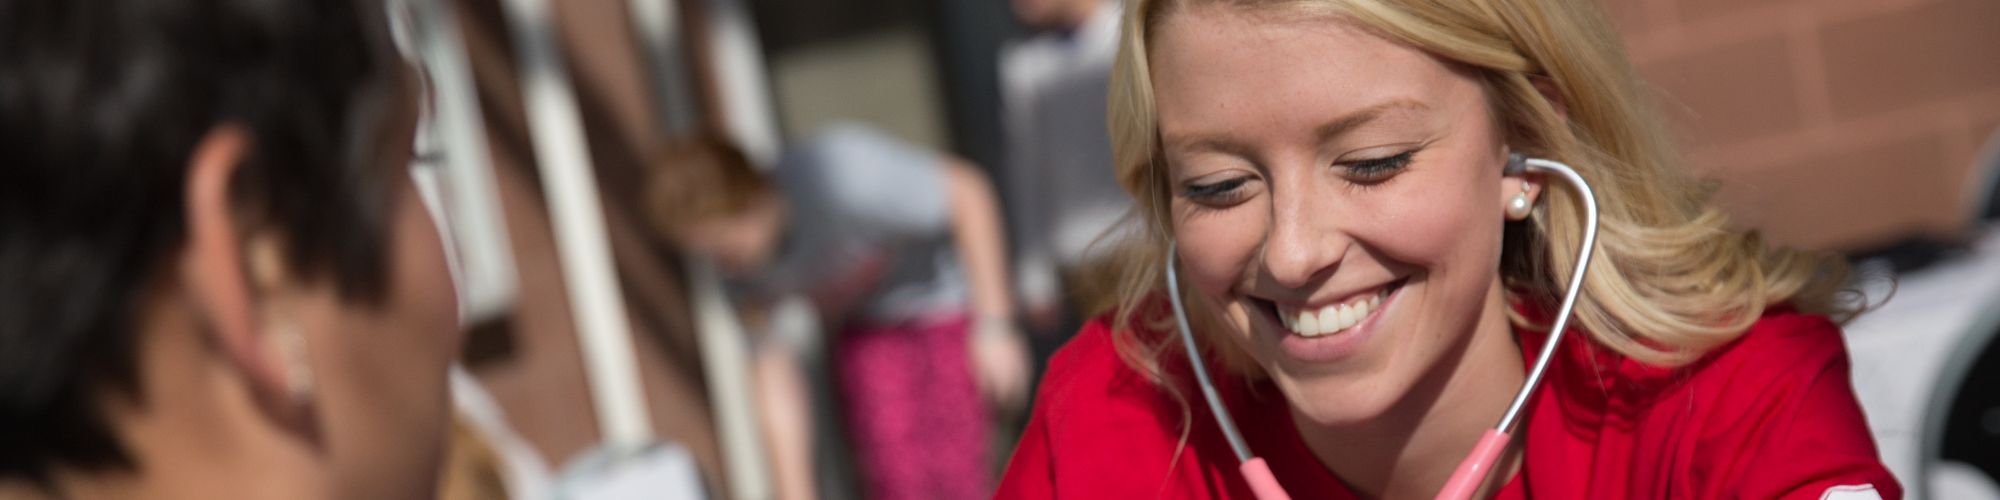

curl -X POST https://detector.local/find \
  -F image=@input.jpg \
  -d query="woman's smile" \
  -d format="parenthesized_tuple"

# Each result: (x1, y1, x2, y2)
(1247, 277, 1408, 362)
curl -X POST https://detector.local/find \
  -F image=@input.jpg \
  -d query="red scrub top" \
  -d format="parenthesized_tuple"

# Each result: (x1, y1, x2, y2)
(994, 304, 1901, 499)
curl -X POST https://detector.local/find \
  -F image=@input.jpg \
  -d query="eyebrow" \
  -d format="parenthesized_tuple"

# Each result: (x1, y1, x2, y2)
(1161, 98, 1431, 157)
(1314, 99, 1428, 143)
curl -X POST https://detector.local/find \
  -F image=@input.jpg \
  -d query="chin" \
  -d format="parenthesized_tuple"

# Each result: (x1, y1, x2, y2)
(1267, 364, 1410, 427)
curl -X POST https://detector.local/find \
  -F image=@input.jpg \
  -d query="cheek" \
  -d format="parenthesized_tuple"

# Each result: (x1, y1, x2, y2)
(1359, 167, 1504, 275)
(1171, 201, 1268, 300)
(330, 183, 460, 496)
(396, 182, 463, 354)
(1368, 198, 1484, 266)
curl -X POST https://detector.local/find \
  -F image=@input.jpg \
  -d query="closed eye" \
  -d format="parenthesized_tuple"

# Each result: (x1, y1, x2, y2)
(1185, 177, 1244, 197)
(1340, 150, 1414, 183)
(1181, 176, 1253, 206)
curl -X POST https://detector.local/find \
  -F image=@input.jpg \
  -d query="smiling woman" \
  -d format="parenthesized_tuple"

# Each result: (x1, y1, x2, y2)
(994, 0, 1901, 498)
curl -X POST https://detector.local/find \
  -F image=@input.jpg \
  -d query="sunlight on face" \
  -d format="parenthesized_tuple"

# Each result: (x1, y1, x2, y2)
(1152, 5, 1517, 426)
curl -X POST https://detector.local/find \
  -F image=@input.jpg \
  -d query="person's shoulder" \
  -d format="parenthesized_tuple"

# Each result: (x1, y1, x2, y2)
(1670, 310, 1902, 498)
(1659, 305, 1863, 430)
(1701, 306, 1851, 379)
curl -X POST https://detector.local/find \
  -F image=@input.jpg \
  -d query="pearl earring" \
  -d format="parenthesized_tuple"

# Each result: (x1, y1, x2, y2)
(1506, 184, 1534, 220)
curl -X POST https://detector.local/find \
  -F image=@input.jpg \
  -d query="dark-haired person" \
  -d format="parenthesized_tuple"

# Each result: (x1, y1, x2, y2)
(0, 0, 461, 498)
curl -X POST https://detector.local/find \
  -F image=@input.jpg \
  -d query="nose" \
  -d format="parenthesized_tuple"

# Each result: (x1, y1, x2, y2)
(1261, 179, 1346, 289)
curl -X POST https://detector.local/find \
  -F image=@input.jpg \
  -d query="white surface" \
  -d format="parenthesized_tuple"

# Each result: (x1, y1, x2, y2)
(689, 257, 773, 500)
(1843, 226, 2000, 499)
(557, 444, 709, 500)
(498, 0, 654, 452)
(1819, 484, 1886, 500)
(412, 0, 520, 325)
(705, 0, 781, 167)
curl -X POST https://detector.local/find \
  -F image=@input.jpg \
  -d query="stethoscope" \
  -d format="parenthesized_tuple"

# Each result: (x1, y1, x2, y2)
(1164, 152, 1601, 500)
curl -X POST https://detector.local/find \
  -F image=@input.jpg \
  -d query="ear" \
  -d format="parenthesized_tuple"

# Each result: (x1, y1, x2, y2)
(177, 126, 307, 411)
(1498, 149, 1542, 220)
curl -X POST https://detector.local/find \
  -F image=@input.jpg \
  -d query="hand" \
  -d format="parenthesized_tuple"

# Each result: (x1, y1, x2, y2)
(969, 317, 1032, 413)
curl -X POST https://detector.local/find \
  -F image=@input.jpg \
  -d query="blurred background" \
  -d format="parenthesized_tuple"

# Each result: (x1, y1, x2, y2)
(389, 0, 2000, 498)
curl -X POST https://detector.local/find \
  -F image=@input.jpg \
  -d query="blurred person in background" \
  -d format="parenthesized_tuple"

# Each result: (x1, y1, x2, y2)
(996, 0, 1900, 497)
(999, 0, 1127, 356)
(647, 126, 1030, 500)
(0, 0, 462, 499)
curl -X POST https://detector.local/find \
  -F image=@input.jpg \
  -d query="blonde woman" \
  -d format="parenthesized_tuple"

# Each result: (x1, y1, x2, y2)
(994, 0, 1900, 498)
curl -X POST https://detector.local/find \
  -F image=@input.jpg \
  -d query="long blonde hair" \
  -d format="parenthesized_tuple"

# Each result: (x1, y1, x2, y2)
(1098, 0, 1862, 387)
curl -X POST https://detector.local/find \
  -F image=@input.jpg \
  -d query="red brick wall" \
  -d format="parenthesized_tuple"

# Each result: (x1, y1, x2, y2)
(1602, 0, 2000, 251)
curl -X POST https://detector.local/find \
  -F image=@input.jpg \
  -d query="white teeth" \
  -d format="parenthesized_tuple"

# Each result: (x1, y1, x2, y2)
(1279, 288, 1390, 337)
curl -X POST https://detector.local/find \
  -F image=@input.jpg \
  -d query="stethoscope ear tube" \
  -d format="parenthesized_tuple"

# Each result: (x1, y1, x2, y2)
(1436, 153, 1602, 500)
(1494, 154, 1601, 432)
(1166, 153, 1600, 500)
(1168, 240, 1297, 497)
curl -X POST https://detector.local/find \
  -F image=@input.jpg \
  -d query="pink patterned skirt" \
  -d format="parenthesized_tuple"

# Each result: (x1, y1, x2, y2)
(834, 313, 991, 500)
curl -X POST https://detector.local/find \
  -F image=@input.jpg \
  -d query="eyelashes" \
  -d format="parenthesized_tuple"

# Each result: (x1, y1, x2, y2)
(1345, 150, 1414, 179)
(1177, 149, 1417, 204)
(1182, 177, 1248, 199)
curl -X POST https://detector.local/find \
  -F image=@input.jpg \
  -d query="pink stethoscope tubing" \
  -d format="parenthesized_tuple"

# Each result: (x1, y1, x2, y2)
(1164, 153, 1600, 500)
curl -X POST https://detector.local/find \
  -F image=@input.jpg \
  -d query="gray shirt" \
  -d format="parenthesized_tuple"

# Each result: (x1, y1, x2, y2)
(748, 123, 967, 323)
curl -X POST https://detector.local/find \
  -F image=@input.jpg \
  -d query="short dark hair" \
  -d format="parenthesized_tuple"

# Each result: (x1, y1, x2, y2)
(0, 0, 404, 487)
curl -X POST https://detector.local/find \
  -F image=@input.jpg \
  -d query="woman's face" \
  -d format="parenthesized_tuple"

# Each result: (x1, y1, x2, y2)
(294, 69, 462, 499)
(1151, 7, 1521, 426)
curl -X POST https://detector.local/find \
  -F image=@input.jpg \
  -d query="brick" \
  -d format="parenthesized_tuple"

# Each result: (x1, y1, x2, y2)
(1637, 32, 1804, 150)
(1819, 0, 2000, 120)
(1599, 0, 1656, 37)
(1946, 114, 1996, 185)
(1974, 114, 2000, 151)
(1707, 132, 1965, 250)
(1670, 0, 1790, 30)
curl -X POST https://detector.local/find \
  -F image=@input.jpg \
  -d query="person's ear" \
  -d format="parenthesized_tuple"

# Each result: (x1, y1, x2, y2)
(177, 125, 316, 417)
(1498, 150, 1542, 221)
